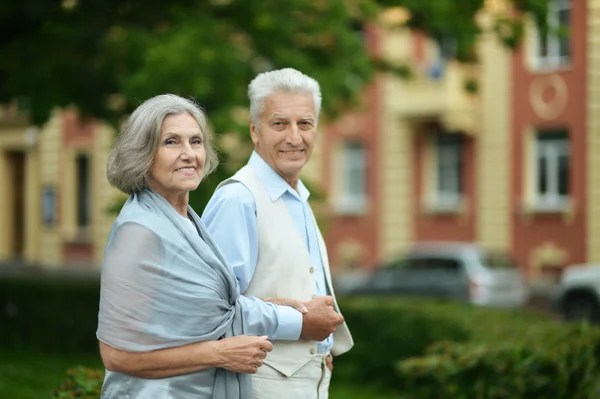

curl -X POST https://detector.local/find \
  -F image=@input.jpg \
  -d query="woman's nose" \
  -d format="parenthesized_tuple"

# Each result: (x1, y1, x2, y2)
(179, 143, 194, 159)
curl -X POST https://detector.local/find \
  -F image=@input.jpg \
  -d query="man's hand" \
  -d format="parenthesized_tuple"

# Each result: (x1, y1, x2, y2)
(300, 296, 344, 341)
(326, 355, 333, 372)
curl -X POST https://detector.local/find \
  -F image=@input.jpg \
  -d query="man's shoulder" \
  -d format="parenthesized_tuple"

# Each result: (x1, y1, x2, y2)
(211, 180, 256, 208)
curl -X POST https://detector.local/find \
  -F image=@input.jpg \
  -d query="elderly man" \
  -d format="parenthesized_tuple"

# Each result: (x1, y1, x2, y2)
(202, 68, 353, 399)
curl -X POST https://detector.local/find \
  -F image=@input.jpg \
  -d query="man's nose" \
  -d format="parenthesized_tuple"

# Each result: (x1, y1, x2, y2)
(286, 125, 303, 146)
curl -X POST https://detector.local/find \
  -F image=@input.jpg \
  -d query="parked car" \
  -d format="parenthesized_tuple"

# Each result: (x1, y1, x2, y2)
(555, 264, 600, 323)
(334, 242, 529, 307)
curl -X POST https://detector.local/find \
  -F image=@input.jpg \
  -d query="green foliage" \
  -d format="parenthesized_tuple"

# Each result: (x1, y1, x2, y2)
(397, 324, 600, 399)
(0, 276, 100, 353)
(335, 297, 595, 397)
(374, 0, 550, 61)
(0, 351, 102, 399)
(53, 367, 104, 399)
(334, 297, 470, 389)
(1, 0, 550, 211)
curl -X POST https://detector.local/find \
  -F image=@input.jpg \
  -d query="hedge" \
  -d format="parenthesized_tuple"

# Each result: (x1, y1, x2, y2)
(2, 277, 599, 398)
(396, 324, 600, 399)
(0, 276, 100, 353)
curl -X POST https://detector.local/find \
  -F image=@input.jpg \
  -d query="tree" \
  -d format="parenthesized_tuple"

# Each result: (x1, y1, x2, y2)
(0, 0, 547, 209)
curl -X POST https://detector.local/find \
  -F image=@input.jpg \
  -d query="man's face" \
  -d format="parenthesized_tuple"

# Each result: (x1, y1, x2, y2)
(250, 91, 317, 188)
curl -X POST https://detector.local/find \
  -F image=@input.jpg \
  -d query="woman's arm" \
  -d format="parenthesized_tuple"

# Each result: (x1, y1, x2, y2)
(100, 335, 272, 379)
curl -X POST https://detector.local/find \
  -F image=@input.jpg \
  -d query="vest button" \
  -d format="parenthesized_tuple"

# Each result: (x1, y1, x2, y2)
(311, 294, 317, 299)
(309, 267, 315, 274)
(309, 348, 316, 355)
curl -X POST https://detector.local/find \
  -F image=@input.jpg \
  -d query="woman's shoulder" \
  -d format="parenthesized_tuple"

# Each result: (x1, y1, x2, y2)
(114, 198, 169, 235)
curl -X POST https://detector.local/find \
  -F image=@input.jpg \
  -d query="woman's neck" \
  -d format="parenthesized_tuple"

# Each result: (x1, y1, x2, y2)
(149, 186, 189, 217)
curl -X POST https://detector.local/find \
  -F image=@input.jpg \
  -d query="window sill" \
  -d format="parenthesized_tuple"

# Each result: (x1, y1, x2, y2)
(62, 227, 92, 243)
(422, 197, 467, 215)
(520, 199, 574, 217)
(528, 62, 572, 74)
(332, 199, 369, 217)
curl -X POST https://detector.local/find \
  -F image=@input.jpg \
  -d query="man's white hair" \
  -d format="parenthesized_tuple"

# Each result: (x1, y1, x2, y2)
(248, 68, 322, 125)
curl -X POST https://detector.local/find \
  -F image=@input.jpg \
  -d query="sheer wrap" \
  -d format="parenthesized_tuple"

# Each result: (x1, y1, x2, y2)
(97, 189, 251, 398)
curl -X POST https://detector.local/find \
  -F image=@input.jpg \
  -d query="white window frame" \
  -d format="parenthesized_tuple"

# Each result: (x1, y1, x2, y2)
(433, 136, 463, 211)
(533, 0, 571, 70)
(533, 131, 570, 210)
(338, 141, 367, 214)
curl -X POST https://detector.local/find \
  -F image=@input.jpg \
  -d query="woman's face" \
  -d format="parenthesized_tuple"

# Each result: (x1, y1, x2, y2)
(149, 113, 206, 201)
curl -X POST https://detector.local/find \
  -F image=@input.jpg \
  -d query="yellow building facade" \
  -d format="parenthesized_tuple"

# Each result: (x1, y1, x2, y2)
(0, 107, 118, 268)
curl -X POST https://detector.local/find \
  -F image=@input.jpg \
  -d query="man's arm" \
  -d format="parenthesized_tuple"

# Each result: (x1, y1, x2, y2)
(99, 335, 273, 379)
(203, 183, 345, 342)
(202, 183, 303, 340)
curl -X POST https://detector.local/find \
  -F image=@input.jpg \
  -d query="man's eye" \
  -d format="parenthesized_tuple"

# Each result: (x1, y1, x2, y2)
(192, 138, 203, 145)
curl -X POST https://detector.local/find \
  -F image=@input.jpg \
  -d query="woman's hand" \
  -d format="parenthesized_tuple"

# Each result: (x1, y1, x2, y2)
(214, 335, 273, 374)
(265, 297, 308, 314)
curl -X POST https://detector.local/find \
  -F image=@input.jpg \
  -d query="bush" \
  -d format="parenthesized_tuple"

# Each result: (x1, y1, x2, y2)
(334, 297, 471, 388)
(0, 276, 100, 353)
(396, 324, 600, 399)
(53, 367, 104, 399)
(335, 297, 597, 396)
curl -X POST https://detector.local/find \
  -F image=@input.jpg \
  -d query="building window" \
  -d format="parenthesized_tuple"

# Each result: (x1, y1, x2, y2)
(534, 130, 570, 209)
(76, 154, 91, 228)
(535, 0, 571, 69)
(339, 141, 367, 213)
(434, 135, 463, 210)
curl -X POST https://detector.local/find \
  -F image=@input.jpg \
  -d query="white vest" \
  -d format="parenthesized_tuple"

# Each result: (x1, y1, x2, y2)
(217, 165, 353, 376)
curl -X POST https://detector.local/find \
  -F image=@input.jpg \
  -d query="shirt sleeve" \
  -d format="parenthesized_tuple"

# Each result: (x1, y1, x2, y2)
(202, 182, 302, 340)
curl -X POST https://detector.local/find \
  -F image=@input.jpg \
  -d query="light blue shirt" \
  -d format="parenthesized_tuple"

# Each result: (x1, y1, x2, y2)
(202, 152, 333, 353)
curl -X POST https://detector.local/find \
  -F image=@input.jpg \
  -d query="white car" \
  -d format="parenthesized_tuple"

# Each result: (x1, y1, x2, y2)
(335, 242, 529, 308)
(556, 264, 600, 322)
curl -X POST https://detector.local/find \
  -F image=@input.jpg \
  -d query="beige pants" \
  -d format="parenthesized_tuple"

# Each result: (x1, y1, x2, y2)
(252, 353, 331, 399)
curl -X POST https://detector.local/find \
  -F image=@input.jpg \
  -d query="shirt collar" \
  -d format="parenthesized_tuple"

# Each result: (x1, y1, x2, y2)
(248, 151, 310, 202)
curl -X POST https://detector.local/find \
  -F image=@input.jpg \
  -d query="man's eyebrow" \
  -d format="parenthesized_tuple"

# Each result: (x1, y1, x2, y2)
(268, 114, 315, 121)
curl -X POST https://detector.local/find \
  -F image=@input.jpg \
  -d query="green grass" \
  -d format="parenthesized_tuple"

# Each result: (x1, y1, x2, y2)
(329, 383, 401, 399)
(0, 351, 102, 399)
(0, 351, 394, 399)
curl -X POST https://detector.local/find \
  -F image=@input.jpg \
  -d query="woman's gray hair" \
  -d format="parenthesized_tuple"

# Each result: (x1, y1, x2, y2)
(107, 94, 219, 194)
(248, 68, 322, 125)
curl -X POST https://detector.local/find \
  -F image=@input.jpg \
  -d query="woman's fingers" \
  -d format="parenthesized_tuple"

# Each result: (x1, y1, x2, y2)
(258, 336, 273, 353)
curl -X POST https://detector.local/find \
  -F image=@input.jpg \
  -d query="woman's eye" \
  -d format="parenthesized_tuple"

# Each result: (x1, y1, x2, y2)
(165, 139, 176, 145)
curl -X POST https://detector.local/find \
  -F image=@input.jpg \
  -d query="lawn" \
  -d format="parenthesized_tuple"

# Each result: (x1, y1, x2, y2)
(0, 351, 102, 399)
(0, 351, 396, 399)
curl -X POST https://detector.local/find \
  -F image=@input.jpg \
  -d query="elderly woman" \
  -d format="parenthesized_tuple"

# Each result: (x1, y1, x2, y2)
(97, 94, 308, 399)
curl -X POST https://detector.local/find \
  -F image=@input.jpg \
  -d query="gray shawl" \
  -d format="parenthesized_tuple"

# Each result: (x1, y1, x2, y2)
(97, 189, 251, 398)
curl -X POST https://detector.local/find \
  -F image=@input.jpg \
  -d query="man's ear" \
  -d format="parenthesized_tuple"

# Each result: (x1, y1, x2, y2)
(250, 122, 259, 146)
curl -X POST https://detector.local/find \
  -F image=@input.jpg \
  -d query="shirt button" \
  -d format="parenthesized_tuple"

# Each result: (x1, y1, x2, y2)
(309, 348, 316, 355)
(309, 267, 315, 274)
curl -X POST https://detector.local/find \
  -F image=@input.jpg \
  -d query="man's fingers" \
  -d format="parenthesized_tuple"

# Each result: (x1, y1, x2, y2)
(322, 296, 334, 306)
(326, 355, 334, 372)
